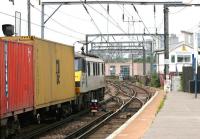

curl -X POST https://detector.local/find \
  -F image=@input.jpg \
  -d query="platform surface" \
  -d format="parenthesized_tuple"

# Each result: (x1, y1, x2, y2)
(109, 90, 166, 139)
(143, 91, 200, 139)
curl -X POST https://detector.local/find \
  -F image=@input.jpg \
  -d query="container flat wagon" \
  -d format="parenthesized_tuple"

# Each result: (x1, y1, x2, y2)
(0, 36, 76, 138)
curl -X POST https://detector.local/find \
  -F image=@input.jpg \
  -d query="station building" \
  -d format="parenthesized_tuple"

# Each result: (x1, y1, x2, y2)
(105, 62, 150, 77)
(156, 42, 195, 74)
(156, 42, 200, 88)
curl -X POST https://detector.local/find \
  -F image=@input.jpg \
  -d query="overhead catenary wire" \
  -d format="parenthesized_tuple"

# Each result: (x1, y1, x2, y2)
(82, 2, 114, 44)
(82, 4, 103, 37)
(0, 11, 82, 40)
(91, 1, 132, 43)
(99, 3, 139, 42)
(91, 1, 129, 42)
(31, 3, 85, 35)
(95, 0, 127, 33)
(46, 5, 90, 22)
(132, 4, 166, 42)
(117, 4, 142, 41)
(86, 4, 127, 34)
(132, 5, 151, 34)
(93, 0, 141, 43)
(81, 1, 117, 59)
(169, 0, 193, 14)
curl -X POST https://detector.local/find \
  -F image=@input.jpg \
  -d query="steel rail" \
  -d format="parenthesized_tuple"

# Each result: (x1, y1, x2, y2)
(120, 82, 144, 106)
(16, 110, 89, 139)
(76, 80, 145, 138)
(76, 95, 135, 139)
(16, 96, 113, 139)
(127, 81, 152, 100)
(109, 80, 147, 106)
(64, 111, 112, 139)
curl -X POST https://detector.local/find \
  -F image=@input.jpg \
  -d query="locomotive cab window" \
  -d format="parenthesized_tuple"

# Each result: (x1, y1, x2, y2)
(75, 58, 86, 72)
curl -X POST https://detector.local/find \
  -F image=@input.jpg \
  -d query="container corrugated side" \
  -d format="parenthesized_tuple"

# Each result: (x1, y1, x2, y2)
(0, 40, 34, 118)
(34, 38, 75, 108)
(8, 41, 34, 113)
(0, 40, 6, 118)
(51, 43, 75, 103)
(0, 36, 76, 109)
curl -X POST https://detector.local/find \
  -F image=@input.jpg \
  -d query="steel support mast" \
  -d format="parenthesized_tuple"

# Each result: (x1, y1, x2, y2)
(27, 0, 31, 36)
(164, 5, 169, 80)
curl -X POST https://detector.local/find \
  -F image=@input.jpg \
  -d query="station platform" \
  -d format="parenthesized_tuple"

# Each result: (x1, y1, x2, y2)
(107, 91, 200, 139)
(143, 91, 200, 139)
(107, 89, 166, 139)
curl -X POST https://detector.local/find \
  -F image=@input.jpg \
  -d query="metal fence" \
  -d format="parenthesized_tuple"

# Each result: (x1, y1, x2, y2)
(182, 67, 200, 93)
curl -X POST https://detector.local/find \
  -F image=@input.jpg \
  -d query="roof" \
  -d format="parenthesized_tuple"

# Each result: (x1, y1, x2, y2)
(75, 52, 100, 58)
(169, 41, 193, 52)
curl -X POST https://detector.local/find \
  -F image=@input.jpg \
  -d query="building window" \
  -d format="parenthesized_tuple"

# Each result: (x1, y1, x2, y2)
(110, 65, 116, 76)
(171, 55, 175, 63)
(177, 55, 191, 63)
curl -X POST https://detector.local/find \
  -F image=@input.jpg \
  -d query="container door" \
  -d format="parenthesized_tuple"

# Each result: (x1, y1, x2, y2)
(7, 41, 34, 113)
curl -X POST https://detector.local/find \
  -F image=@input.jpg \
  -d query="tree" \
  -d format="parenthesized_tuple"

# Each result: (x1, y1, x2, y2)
(150, 72, 160, 87)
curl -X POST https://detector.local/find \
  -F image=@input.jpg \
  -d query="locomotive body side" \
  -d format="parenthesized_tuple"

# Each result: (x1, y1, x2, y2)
(75, 53, 105, 105)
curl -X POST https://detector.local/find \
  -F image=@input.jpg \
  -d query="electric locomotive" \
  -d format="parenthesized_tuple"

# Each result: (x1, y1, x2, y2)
(75, 52, 105, 110)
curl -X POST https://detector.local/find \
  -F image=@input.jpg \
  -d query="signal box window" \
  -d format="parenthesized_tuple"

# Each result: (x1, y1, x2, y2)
(171, 55, 175, 63)
(177, 55, 191, 63)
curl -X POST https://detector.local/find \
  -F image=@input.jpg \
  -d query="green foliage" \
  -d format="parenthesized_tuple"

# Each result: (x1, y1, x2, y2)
(133, 56, 152, 63)
(150, 72, 161, 88)
(157, 96, 166, 113)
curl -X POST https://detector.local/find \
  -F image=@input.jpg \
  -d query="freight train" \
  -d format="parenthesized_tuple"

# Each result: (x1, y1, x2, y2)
(0, 36, 105, 138)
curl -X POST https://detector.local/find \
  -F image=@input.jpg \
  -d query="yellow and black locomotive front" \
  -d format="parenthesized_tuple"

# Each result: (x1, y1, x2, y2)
(75, 57, 86, 94)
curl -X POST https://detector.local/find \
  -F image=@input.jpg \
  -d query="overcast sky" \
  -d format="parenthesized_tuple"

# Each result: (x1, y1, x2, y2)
(0, 0, 200, 50)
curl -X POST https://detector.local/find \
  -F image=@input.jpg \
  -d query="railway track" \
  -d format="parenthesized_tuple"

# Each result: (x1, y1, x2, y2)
(66, 80, 150, 139)
(15, 110, 89, 139)
(14, 79, 153, 139)
(14, 82, 117, 139)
